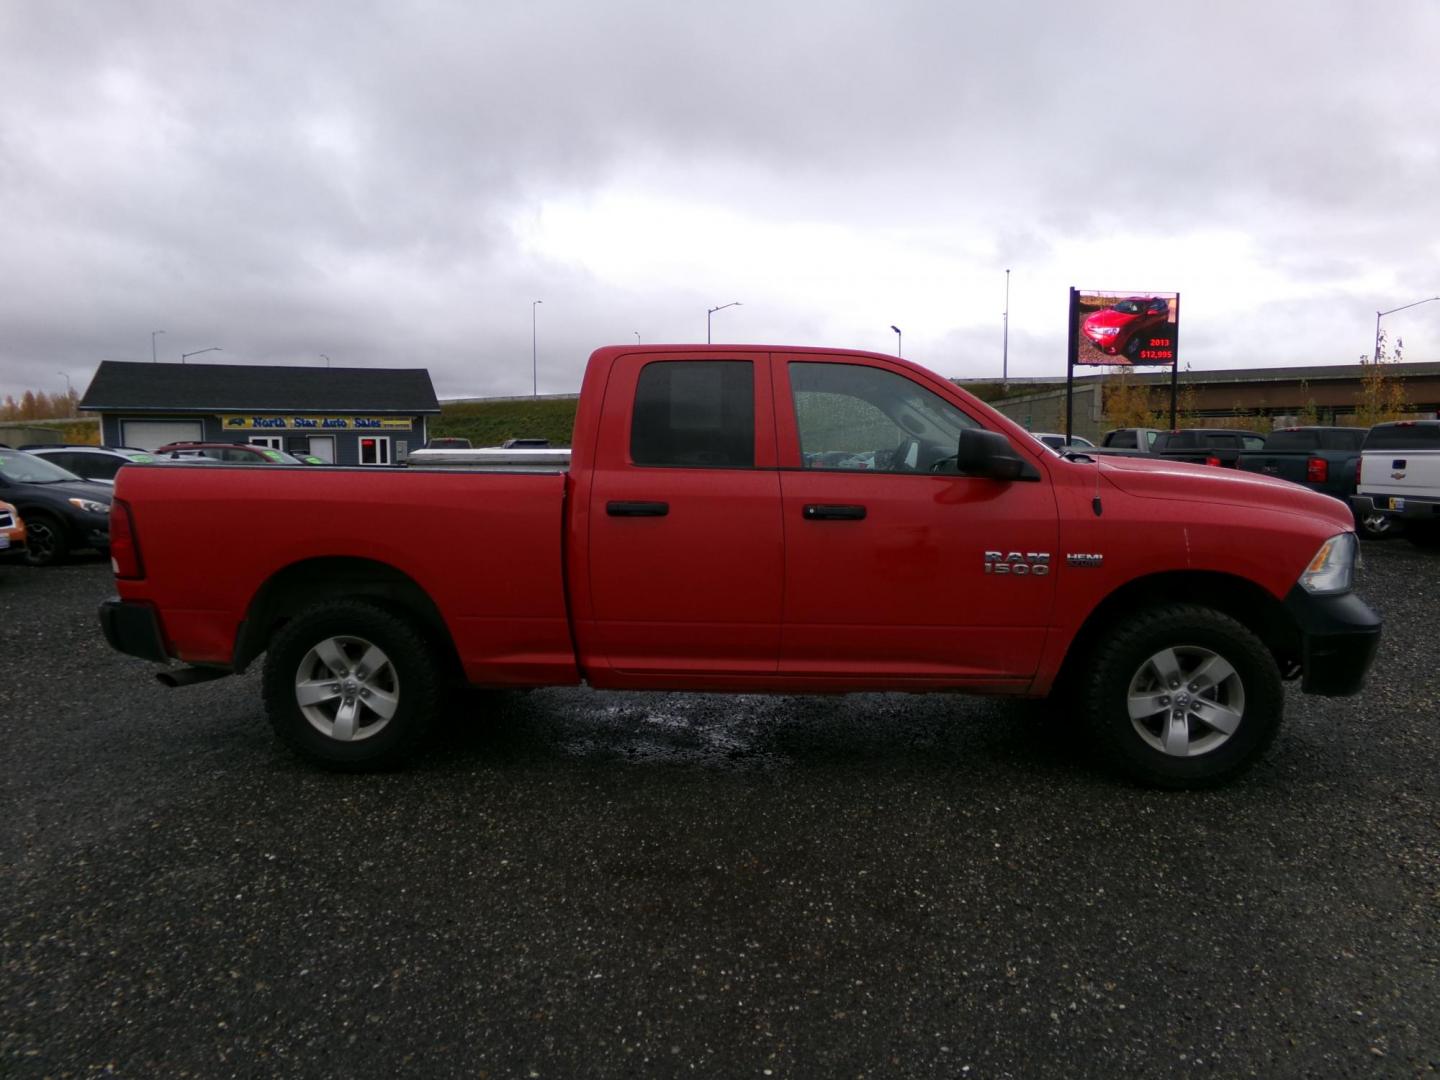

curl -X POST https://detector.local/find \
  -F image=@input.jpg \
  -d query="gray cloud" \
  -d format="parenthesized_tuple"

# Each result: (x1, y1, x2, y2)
(2, 0, 1438, 401)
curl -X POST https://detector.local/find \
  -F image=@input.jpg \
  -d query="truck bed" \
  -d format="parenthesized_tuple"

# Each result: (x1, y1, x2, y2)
(114, 464, 579, 685)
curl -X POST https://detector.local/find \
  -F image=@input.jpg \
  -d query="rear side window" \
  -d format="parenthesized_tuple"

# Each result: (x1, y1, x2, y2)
(1106, 430, 1137, 448)
(631, 361, 754, 468)
(1363, 423, 1440, 450)
(1265, 430, 1318, 451)
(1319, 429, 1365, 451)
(69, 453, 126, 480)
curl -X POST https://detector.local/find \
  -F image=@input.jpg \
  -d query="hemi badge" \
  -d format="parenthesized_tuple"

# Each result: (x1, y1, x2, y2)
(1067, 553, 1104, 567)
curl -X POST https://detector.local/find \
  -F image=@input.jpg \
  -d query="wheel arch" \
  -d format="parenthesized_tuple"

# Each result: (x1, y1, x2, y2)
(234, 556, 462, 680)
(1055, 570, 1301, 691)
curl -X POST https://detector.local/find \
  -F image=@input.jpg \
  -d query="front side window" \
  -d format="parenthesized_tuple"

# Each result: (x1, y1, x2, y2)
(630, 361, 754, 468)
(790, 362, 980, 474)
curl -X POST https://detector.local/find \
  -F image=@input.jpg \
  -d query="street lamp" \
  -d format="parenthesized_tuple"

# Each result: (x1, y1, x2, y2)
(181, 347, 222, 365)
(58, 371, 72, 394)
(890, 325, 902, 357)
(1373, 296, 1440, 363)
(321, 354, 331, 368)
(151, 330, 165, 363)
(707, 301, 741, 344)
(634, 331, 641, 345)
(532, 300, 543, 396)
(1002, 268, 1011, 387)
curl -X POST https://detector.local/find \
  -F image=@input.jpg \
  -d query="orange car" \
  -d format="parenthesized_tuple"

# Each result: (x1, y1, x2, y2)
(0, 499, 26, 558)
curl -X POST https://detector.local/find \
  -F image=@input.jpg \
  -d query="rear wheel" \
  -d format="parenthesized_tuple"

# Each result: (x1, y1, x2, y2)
(1082, 604, 1283, 788)
(1354, 510, 1397, 540)
(262, 600, 440, 769)
(22, 513, 68, 567)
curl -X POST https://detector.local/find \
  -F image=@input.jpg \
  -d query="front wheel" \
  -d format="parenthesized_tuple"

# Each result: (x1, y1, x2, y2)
(262, 600, 441, 770)
(1081, 604, 1283, 789)
(22, 513, 68, 567)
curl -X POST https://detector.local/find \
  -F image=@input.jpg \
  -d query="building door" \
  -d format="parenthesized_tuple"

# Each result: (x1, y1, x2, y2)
(306, 436, 336, 463)
(359, 436, 391, 465)
(120, 419, 203, 450)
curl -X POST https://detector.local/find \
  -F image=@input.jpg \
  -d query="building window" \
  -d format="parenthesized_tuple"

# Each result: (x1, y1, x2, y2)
(359, 436, 391, 465)
(249, 436, 285, 450)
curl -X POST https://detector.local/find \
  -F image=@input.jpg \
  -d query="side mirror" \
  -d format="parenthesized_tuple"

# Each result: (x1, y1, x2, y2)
(956, 428, 1026, 481)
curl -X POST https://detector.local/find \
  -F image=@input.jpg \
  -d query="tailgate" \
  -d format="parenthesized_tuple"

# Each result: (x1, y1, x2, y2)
(1239, 454, 1310, 483)
(1360, 449, 1440, 497)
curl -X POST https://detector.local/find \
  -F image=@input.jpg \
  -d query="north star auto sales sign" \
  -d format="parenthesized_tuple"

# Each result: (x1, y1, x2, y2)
(222, 415, 413, 430)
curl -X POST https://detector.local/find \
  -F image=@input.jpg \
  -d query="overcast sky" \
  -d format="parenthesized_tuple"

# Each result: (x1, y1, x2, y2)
(2, 1, 1438, 402)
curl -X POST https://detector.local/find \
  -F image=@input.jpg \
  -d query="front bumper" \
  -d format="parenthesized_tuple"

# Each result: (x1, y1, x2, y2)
(99, 597, 171, 663)
(1350, 493, 1440, 522)
(1282, 586, 1382, 697)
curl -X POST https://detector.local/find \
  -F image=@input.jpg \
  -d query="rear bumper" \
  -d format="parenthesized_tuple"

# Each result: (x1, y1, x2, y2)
(98, 597, 171, 663)
(1282, 586, 1382, 697)
(1351, 493, 1440, 521)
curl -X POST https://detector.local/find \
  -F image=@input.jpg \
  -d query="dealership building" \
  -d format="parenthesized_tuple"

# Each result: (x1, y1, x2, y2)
(80, 361, 440, 465)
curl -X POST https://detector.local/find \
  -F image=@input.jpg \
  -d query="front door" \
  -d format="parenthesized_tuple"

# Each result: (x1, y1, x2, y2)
(775, 356, 1059, 683)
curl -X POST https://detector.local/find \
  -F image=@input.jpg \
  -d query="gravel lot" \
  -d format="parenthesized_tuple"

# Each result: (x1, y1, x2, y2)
(1, 544, 1436, 1078)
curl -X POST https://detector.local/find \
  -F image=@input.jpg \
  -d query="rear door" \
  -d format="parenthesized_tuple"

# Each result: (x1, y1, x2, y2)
(583, 353, 783, 675)
(774, 355, 1059, 683)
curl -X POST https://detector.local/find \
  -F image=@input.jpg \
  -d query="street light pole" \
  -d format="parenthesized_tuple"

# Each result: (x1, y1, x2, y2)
(1002, 268, 1010, 387)
(321, 354, 331, 368)
(707, 301, 741, 344)
(890, 325, 902, 357)
(634, 331, 641, 345)
(151, 330, 164, 363)
(1373, 296, 1440, 363)
(532, 300, 543, 396)
(181, 347, 222, 365)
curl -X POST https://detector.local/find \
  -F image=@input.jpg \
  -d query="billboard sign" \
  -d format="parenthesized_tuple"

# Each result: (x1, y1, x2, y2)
(1071, 290, 1179, 367)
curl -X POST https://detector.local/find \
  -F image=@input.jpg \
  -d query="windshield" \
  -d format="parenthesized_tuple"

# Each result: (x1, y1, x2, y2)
(0, 451, 85, 484)
(1112, 300, 1143, 314)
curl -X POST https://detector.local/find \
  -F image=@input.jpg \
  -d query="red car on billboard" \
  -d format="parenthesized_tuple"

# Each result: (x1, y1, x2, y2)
(1081, 296, 1171, 359)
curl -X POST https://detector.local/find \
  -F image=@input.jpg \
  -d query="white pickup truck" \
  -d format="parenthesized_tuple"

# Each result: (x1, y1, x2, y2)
(1350, 420, 1440, 547)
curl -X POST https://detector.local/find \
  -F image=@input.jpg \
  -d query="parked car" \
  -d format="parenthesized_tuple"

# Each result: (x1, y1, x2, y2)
(1236, 427, 1382, 536)
(423, 437, 472, 450)
(1095, 428, 1265, 468)
(1350, 420, 1440, 548)
(1081, 297, 1172, 359)
(1095, 428, 1166, 453)
(0, 499, 26, 560)
(154, 442, 307, 464)
(0, 450, 111, 566)
(1030, 432, 1095, 452)
(22, 444, 157, 485)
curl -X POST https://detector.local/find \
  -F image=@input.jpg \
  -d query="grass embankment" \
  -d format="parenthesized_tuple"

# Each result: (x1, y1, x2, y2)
(430, 397, 579, 448)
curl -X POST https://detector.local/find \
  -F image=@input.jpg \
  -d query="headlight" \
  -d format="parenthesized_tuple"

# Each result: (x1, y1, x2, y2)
(1089, 326, 1119, 337)
(68, 498, 111, 514)
(1298, 532, 1356, 595)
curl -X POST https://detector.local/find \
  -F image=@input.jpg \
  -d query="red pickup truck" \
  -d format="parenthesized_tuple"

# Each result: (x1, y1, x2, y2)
(100, 345, 1381, 788)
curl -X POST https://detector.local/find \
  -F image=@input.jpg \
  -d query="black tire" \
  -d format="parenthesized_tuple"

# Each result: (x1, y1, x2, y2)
(1081, 604, 1283, 789)
(1354, 510, 1398, 541)
(22, 512, 69, 567)
(261, 600, 441, 770)
(1405, 523, 1440, 549)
